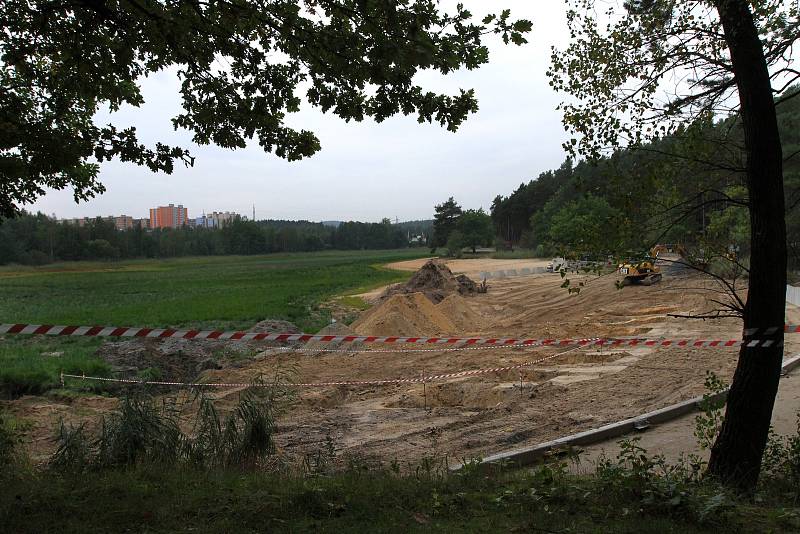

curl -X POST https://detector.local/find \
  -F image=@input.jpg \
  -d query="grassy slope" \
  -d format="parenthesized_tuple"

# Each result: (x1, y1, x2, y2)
(1, 466, 794, 533)
(0, 337, 109, 396)
(0, 249, 427, 332)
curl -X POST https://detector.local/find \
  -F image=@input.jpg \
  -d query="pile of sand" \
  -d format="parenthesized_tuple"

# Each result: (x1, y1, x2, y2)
(352, 292, 459, 336)
(436, 294, 482, 333)
(383, 259, 478, 304)
(301, 321, 364, 355)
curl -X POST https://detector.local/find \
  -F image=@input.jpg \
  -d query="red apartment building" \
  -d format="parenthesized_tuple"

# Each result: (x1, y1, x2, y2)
(149, 204, 188, 229)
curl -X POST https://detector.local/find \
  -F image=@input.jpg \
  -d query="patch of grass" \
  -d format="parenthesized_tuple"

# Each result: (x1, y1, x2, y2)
(0, 250, 426, 332)
(336, 295, 371, 310)
(490, 249, 542, 259)
(0, 338, 111, 397)
(2, 459, 798, 533)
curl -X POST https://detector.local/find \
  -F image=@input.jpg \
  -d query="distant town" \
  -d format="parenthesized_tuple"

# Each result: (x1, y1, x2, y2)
(59, 204, 247, 230)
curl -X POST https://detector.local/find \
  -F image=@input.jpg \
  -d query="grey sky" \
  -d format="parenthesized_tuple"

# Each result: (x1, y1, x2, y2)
(28, 2, 571, 223)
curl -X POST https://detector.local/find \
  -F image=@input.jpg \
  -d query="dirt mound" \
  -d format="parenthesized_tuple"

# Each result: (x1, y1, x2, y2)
(95, 339, 218, 385)
(436, 294, 482, 332)
(300, 321, 364, 355)
(352, 292, 458, 336)
(384, 259, 478, 304)
(251, 319, 300, 333)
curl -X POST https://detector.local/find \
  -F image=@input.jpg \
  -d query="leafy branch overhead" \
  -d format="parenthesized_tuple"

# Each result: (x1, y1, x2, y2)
(0, 0, 532, 218)
(549, 0, 799, 160)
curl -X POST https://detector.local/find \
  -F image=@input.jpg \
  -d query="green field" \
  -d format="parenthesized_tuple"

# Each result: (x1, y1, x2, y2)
(0, 249, 427, 332)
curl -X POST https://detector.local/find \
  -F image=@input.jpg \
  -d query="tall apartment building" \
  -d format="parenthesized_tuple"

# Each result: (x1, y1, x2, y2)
(194, 211, 240, 229)
(112, 215, 134, 230)
(149, 204, 188, 229)
(60, 215, 134, 230)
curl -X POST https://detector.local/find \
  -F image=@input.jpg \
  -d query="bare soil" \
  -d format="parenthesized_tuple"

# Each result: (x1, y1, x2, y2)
(7, 258, 800, 468)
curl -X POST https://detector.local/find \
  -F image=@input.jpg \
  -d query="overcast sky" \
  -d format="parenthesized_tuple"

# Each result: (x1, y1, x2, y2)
(28, 1, 571, 223)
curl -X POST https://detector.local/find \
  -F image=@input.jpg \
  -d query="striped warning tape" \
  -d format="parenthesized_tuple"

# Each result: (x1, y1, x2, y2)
(0, 323, 790, 348)
(61, 346, 583, 388)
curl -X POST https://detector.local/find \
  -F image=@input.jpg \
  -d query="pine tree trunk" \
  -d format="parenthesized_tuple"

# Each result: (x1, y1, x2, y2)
(707, 0, 786, 490)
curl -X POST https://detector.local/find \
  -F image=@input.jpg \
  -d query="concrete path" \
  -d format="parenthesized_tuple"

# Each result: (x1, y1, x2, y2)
(574, 366, 800, 469)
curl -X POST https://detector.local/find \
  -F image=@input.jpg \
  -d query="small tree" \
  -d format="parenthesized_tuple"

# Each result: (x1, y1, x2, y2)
(457, 208, 494, 253)
(548, 195, 623, 256)
(432, 197, 463, 250)
(445, 230, 465, 258)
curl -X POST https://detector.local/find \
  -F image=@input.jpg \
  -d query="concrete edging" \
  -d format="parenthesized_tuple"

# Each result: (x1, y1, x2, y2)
(478, 353, 800, 468)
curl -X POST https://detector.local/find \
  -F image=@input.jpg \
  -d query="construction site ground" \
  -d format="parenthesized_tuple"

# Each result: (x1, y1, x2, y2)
(6, 256, 800, 468)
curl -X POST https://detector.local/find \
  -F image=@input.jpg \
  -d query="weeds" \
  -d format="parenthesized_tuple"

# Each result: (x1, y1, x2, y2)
(50, 386, 281, 472)
(694, 371, 728, 450)
(50, 421, 93, 473)
(0, 409, 23, 469)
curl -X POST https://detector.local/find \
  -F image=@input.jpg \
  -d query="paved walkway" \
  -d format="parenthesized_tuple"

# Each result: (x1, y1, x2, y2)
(574, 366, 800, 469)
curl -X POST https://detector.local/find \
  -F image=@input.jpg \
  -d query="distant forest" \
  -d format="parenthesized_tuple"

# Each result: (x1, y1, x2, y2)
(7, 86, 800, 267)
(0, 216, 433, 265)
(490, 85, 800, 267)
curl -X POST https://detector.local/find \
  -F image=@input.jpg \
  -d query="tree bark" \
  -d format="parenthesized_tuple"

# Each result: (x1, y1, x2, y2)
(707, 0, 786, 490)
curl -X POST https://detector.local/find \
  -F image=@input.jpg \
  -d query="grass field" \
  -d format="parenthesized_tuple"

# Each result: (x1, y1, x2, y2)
(0, 249, 428, 332)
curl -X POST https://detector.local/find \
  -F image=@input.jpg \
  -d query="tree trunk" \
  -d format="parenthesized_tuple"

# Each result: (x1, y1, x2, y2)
(707, 0, 786, 490)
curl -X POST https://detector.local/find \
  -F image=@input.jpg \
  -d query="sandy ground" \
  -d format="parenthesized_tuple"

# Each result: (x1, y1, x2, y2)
(384, 257, 552, 278)
(6, 258, 800, 468)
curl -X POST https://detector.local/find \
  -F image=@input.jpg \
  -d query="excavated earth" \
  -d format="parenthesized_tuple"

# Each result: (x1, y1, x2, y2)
(6, 257, 800, 469)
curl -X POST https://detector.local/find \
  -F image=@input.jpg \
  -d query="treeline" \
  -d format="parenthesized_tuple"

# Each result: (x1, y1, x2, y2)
(0, 216, 432, 265)
(490, 85, 800, 266)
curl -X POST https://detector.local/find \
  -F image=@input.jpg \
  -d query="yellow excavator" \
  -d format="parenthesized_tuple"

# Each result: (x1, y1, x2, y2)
(618, 246, 664, 286)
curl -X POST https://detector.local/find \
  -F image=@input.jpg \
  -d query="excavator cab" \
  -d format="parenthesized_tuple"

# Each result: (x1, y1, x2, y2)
(618, 247, 663, 286)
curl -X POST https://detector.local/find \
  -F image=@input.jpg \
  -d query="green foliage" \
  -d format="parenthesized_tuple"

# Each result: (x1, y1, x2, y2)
(185, 391, 277, 470)
(548, 194, 624, 254)
(549, 0, 797, 159)
(432, 197, 463, 248)
(759, 415, 800, 498)
(49, 421, 93, 474)
(694, 372, 729, 450)
(0, 409, 24, 469)
(456, 209, 494, 253)
(0, 1, 531, 218)
(445, 230, 464, 258)
(51, 390, 279, 472)
(8, 436, 800, 532)
(490, 248, 542, 259)
(0, 249, 426, 332)
(95, 396, 184, 468)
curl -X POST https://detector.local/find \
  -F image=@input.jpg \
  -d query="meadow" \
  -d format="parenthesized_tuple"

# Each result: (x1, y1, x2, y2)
(0, 249, 427, 332)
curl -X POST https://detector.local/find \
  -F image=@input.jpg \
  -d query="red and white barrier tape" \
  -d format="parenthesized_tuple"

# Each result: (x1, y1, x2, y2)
(0, 323, 788, 348)
(61, 346, 583, 388)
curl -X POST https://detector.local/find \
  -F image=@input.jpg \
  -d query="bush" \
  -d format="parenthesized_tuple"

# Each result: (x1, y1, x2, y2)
(16, 250, 52, 266)
(445, 230, 464, 258)
(95, 395, 184, 467)
(86, 239, 120, 260)
(50, 389, 279, 472)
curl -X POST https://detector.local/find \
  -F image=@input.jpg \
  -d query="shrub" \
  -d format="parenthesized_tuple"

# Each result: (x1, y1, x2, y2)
(50, 421, 93, 473)
(445, 230, 464, 258)
(50, 388, 279, 472)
